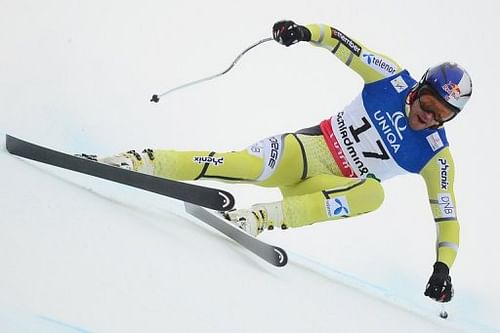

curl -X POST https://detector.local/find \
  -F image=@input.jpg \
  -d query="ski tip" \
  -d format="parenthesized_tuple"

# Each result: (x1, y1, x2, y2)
(218, 191, 235, 211)
(273, 247, 288, 267)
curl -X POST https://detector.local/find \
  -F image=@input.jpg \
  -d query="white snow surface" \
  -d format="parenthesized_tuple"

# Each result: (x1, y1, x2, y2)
(1, 0, 499, 332)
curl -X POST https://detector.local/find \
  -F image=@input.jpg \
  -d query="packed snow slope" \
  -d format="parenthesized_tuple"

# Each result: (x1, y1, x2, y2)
(1, 0, 499, 332)
(0, 148, 469, 333)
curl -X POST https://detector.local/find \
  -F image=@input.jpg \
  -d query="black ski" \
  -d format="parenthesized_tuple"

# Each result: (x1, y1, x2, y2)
(5, 135, 235, 211)
(184, 202, 288, 267)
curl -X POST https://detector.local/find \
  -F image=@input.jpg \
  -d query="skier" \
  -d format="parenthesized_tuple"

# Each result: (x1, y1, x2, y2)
(97, 20, 472, 303)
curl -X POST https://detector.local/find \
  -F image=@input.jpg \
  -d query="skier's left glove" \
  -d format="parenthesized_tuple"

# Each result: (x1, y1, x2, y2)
(424, 262, 454, 302)
(272, 20, 311, 47)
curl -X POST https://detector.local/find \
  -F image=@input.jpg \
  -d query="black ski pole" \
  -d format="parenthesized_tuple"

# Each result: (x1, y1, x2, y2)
(150, 37, 273, 103)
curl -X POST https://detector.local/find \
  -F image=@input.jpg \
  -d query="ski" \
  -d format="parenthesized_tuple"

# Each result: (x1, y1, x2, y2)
(5, 135, 235, 211)
(184, 202, 288, 267)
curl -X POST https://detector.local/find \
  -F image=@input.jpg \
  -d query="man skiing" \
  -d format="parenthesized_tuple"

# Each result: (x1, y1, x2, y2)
(97, 20, 472, 303)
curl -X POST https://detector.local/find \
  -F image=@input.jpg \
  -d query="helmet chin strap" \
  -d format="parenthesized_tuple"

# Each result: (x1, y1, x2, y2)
(405, 87, 418, 117)
(407, 89, 417, 105)
(430, 122, 444, 130)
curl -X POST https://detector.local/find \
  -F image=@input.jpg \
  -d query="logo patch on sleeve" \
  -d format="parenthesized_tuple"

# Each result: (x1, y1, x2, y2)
(426, 132, 444, 151)
(437, 193, 456, 218)
(362, 53, 398, 76)
(331, 28, 362, 56)
(390, 76, 408, 93)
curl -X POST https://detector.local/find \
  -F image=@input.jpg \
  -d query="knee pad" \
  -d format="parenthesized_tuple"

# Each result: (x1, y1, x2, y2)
(246, 134, 304, 186)
(247, 135, 285, 182)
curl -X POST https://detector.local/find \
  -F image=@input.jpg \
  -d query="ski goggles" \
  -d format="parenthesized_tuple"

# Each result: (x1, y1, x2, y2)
(417, 85, 459, 124)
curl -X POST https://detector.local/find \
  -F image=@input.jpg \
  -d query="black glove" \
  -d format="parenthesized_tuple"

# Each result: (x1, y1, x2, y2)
(424, 262, 454, 302)
(272, 20, 311, 47)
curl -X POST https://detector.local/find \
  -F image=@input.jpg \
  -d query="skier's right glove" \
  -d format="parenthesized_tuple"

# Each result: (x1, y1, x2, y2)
(272, 20, 311, 47)
(424, 261, 454, 303)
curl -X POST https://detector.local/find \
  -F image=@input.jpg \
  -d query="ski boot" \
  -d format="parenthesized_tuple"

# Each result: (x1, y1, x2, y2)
(77, 149, 155, 174)
(224, 201, 286, 236)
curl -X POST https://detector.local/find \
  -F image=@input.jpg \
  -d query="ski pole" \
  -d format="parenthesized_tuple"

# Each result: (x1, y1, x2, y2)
(439, 304, 448, 319)
(150, 37, 273, 103)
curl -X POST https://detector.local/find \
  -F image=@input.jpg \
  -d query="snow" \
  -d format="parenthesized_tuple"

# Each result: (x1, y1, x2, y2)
(1, 0, 499, 332)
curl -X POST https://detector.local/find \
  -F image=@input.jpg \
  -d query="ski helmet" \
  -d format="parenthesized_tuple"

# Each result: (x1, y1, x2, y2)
(419, 62, 472, 113)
